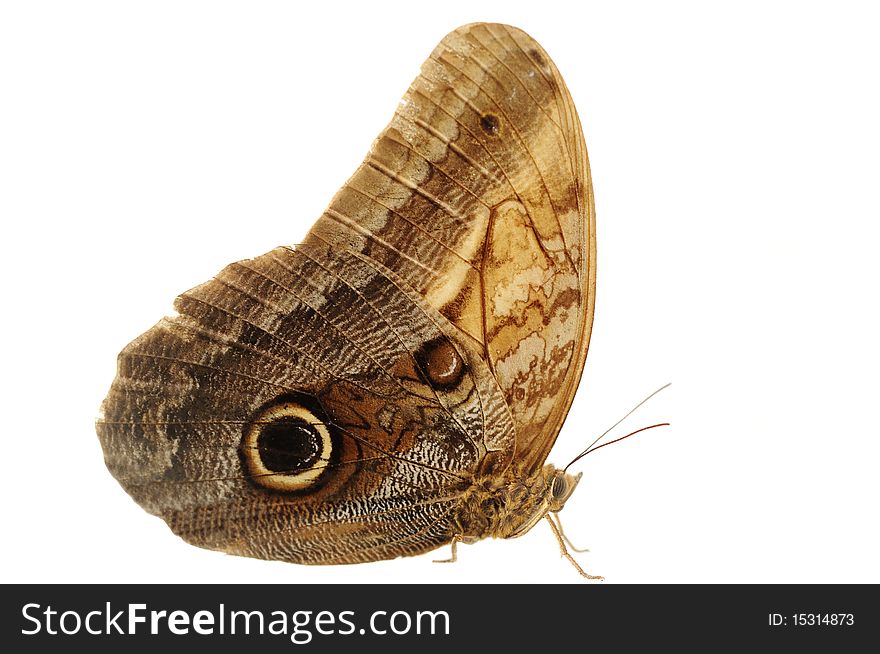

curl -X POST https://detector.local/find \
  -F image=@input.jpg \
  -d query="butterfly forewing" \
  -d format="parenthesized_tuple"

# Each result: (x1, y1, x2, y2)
(314, 23, 595, 473)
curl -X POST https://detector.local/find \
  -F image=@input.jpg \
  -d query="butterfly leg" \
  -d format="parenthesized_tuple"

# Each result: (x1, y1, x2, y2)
(545, 515, 603, 580)
(432, 535, 460, 563)
(551, 512, 590, 553)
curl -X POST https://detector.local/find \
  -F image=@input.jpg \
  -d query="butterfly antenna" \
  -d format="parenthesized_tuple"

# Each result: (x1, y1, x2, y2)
(564, 383, 671, 472)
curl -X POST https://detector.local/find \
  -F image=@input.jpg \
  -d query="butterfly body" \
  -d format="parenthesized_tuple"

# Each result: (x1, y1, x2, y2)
(98, 23, 595, 569)
(451, 465, 582, 544)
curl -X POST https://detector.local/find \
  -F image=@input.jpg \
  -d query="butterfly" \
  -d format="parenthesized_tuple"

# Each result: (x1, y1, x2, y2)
(97, 22, 598, 577)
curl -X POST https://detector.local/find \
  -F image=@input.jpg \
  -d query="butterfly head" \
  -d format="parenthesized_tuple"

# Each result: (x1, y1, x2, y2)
(496, 465, 583, 540)
(548, 468, 583, 513)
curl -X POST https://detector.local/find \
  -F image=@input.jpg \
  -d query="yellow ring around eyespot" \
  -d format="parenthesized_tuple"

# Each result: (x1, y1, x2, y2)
(242, 402, 332, 492)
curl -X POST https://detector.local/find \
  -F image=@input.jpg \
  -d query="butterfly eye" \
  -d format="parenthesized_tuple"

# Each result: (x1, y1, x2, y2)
(551, 475, 569, 500)
(240, 401, 333, 492)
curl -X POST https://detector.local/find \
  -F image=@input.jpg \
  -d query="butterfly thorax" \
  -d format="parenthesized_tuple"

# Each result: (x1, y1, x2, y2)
(451, 465, 583, 543)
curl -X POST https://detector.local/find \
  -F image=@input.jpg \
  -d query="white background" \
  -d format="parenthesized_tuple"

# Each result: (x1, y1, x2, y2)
(1, 1, 878, 584)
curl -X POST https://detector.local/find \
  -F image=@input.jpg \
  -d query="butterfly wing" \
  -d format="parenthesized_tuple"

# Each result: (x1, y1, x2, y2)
(97, 23, 592, 563)
(312, 23, 595, 473)
(99, 241, 515, 563)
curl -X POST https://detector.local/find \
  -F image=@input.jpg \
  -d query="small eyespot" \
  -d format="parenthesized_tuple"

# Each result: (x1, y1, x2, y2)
(414, 337, 466, 390)
(241, 400, 333, 492)
(480, 113, 500, 136)
(528, 48, 547, 68)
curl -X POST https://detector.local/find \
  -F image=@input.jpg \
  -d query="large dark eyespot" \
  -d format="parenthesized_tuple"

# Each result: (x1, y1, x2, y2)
(258, 418, 321, 473)
(241, 400, 332, 492)
(414, 337, 466, 390)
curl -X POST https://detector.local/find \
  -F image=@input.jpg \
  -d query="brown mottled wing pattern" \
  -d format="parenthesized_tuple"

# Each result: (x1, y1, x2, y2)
(97, 23, 592, 564)
(99, 240, 516, 563)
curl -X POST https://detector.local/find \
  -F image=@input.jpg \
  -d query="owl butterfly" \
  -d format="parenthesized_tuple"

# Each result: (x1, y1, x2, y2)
(98, 22, 598, 578)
